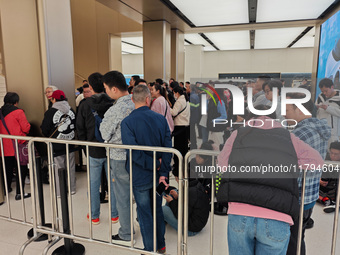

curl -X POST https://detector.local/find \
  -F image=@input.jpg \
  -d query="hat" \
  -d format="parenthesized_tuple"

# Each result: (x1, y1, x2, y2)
(52, 90, 66, 100)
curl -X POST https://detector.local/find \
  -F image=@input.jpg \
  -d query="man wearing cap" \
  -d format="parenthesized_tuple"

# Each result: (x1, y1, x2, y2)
(41, 90, 76, 196)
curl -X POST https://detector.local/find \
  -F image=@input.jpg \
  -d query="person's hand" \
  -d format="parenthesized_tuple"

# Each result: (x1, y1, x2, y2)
(170, 190, 178, 200)
(317, 104, 328, 110)
(157, 158, 162, 170)
(320, 180, 328, 187)
(159, 176, 169, 189)
(163, 194, 173, 203)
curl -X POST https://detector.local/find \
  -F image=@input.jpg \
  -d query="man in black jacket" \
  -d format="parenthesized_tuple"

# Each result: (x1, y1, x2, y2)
(41, 90, 76, 196)
(76, 72, 117, 225)
(162, 179, 210, 236)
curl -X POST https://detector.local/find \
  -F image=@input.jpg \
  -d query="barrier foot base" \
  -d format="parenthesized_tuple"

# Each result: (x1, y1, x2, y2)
(27, 223, 52, 242)
(52, 243, 85, 255)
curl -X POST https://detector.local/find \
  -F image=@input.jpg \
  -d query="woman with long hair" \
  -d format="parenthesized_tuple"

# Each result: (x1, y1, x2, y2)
(150, 83, 174, 133)
(171, 86, 190, 177)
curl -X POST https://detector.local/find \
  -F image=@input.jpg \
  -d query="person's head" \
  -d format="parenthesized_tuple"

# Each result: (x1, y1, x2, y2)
(330, 142, 340, 161)
(185, 82, 191, 93)
(173, 86, 184, 99)
(45, 85, 58, 100)
(88, 72, 104, 94)
(263, 80, 282, 101)
(254, 75, 271, 93)
(155, 78, 163, 85)
(179, 82, 184, 88)
(169, 78, 175, 85)
(170, 81, 179, 91)
(129, 75, 140, 87)
(102, 71, 128, 100)
(51, 90, 66, 103)
(285, 93, 314, 124)
(150, 83, 166, 99)
(132, 85, 151, 108)
(196, 140, 214, 164)
(136, 79, 147, 86)
(319, 78, 335, 98)
(4, 92, 19, 106)
(82, 83, 92, 98)
(82, 80, 88, 85)
(245, 105, 277, 121)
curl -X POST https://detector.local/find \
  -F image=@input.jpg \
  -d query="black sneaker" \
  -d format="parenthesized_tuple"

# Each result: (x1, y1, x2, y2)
(305, 218, 314, 229)
(15, 193, 31, 200)
(111, 234, 136, 246)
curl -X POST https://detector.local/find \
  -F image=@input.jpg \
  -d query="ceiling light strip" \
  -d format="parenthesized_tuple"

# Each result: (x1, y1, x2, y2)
(287, 26, 314, 48)
(159, 0, 196, 27)
(184, 39, 193, 45)
(248, 0, 258, 23)
(318, 0, 340, 19)
(199, 33, 220, 50)
(122, 41, 143, 49)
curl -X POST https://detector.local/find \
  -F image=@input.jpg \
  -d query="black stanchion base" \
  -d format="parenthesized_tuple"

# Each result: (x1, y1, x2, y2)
(52, 243, 85, 255)
(27, 223, 53, 242)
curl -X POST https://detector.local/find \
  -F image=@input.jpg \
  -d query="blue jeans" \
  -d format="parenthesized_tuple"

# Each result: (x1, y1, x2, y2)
(228, 215, 290, 255)
(133, 183, 165, 251)
(110, 159, 132, 240)
(162, 205, 198, 236)
(89, 157, 118, 219)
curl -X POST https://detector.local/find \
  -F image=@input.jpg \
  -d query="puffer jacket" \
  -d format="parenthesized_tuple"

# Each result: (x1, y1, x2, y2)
(0, 104, 30, 157)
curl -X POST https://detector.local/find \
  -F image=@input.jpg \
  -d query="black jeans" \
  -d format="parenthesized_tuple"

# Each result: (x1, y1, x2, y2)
(4, 156, 28, 195)
(286, 207, 313, 255)
(173, 126, 189, 177)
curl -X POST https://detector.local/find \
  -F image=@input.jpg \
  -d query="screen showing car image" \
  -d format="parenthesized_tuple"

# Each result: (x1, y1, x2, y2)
(317, 9, 340, 99)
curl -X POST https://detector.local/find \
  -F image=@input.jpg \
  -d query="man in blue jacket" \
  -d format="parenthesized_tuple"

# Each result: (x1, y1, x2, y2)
(121, 85, 172, 253)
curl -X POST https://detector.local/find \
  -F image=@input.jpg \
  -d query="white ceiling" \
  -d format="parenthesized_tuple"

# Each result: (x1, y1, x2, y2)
(169, 0, 249, 26)
(120, 0, 333, 54)
(291, 27, 316, 48)
(255, 27, 307, 49)
(121, 36, 143, 54)
(257, 0, 335, 23)
(170, 0, 336, 26)
(204, 31, 250, 51)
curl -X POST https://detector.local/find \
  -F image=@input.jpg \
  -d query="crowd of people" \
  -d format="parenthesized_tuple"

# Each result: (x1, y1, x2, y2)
(0, 71, 339, 254)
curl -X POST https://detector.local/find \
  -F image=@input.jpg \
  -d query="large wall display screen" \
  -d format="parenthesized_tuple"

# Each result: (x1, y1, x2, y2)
(317, 9, 340, 97)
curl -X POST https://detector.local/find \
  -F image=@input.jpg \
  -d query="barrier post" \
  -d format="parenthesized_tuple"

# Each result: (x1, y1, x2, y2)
(51, 168, 85, 255)
(27, 156, 52, 241)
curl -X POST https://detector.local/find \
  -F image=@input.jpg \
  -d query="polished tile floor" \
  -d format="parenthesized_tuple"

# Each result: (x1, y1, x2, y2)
(0, 171, 339, 255)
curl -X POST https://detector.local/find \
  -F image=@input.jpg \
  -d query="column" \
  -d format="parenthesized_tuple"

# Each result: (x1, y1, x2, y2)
(143, 21, 171, 83)
(184, 45, 204, 83)
(109, 34, 122, 72)
(43, 0, 76, 109)
(171, 29, 185, 82)
(0, 0, 45, 126)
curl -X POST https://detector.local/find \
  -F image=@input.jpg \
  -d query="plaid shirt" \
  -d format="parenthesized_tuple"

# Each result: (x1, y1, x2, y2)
(292, 118, 331, 205)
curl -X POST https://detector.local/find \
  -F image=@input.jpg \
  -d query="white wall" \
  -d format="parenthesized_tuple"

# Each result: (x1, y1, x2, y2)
(122, 54, 143, 75)
(121, 47, 314, 80)
(201, 47, 314, 79)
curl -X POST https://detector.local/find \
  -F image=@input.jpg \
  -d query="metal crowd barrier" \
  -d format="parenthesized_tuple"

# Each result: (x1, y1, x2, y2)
(0, 134, 183, 255)
(183, 150, 340, 255)
(0, 134, 34, 227)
